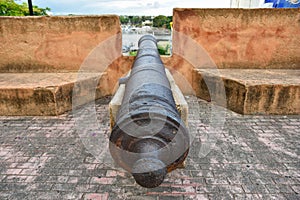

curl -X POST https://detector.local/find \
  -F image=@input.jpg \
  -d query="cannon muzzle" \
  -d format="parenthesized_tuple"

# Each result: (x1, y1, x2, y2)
(109, 35, 189, 188)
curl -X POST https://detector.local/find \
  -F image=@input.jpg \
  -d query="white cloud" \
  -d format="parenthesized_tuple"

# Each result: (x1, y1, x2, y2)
(30, 0, 231, 15)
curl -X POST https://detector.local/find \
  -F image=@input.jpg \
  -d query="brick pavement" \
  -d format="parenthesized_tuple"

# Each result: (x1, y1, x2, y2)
(0, 96, 299, 200)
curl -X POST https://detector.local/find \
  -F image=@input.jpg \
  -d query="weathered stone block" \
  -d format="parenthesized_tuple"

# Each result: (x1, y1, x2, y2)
(194, 69, 300, 115)
(0, 73, 103, 116)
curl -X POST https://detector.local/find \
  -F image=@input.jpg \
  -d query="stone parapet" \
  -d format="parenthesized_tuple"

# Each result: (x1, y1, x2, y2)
(193, 69, 300, 114)
(0, 16, 121, 72)
(173, 8, 300, 69)
(0, 10, 299, 115)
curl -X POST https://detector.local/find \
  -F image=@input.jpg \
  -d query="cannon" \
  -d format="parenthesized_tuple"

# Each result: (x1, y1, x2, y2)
(109, 35, 190, 188)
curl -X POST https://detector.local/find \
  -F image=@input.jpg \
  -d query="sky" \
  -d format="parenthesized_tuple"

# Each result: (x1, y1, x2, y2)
(23, 0, 232, 16)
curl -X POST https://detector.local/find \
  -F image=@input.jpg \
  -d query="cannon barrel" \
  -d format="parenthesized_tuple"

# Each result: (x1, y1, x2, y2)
(109, 35, 189, 188)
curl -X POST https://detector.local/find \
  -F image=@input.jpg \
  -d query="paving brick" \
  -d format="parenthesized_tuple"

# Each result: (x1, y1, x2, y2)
(0, 183, 10, 191)
(83, 193, 109, 200)
(114, 175, 136, 185)
(7, 192, 33, 200)
(171, 185, 196, 194)
(265, 184, 296, 194)
(163, 178, 183, 185)
(183, 194, 209, 200)
(182, 178, 205, 186)
(52, 183, 76, 192)
(218, 185, 244, 194)
(75, 184, 99, 193)
(207, 192, 234, 200)
(90, 177, 114, 185)
(147, 186, 172, 193)
(33, 175, 49, 182)
(67, 177, 80, 183)
(0, 175, 6, 182)
(5, 169, 22, 175)
(60, 192, 84, 200)
(4, 175, 34, 183)
(106, 170, 126, 178)
(283, 193, 300, 200)
(256, 193, 287, 200)
(233, 193, 262, 199)
(205, 177, 229, 185)
(57, 175, 69, 183)
(27, 182, 54, 191)
(34, 191, 62, 200)
(242, 184, 269, 194)
(20, 168, 39, 175)
(158, 195, 184, 200)
(130, 196, 159, 200)
(0, 96, 299, 199)
(250, 176, 276, 185)
(196, 185, 220, 194)
(291, 185, 300, 194)
(0, 192, 11, 199)
(190, 170, 214, 178)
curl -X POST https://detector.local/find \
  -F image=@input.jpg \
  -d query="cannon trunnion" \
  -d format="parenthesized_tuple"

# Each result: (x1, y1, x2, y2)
(109, 35, 190, 188)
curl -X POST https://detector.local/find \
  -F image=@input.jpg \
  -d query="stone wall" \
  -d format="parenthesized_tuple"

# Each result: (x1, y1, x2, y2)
(171, 8, 299, 115)
(0, 16, 121, 72)
(1, 9, 299, 73)
(172, 8, 300, 69)
(0, 11, 299, 115)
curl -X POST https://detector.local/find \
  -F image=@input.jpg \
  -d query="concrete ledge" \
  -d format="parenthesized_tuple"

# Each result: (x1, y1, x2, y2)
(109, 69, 188, 130)
(194, 69, 300, 115)
(0, 73, 104, 116)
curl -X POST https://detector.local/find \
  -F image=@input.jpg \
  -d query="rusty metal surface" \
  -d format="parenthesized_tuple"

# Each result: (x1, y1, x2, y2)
(109, 35, 190, 188)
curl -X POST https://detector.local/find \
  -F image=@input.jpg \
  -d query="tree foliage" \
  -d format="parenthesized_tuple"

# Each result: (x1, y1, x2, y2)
(153, 15, 172, 29)
(0, 0, 50, 16)
(119, 15, 129, 24)
(128, 16, 142, 25)
(119, 15, 172, 29)
(141, 15, 152, 22)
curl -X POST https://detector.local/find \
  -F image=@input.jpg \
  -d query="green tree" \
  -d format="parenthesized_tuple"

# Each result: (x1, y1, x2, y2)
(30, 4, 50, 15)
(119, 15, 129, 24)
(153, 15, 172, 29)
(141, 15, 152, 22)
(131, 16, 142, 26)
(0, 0, 50, 16)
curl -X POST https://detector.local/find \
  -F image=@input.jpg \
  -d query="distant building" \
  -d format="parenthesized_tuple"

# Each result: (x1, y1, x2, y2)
(230, 0, 260, 7)
(142, 20, 153, 26)
(230, 0, 300, 8)
(262, 0, 300, 8)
